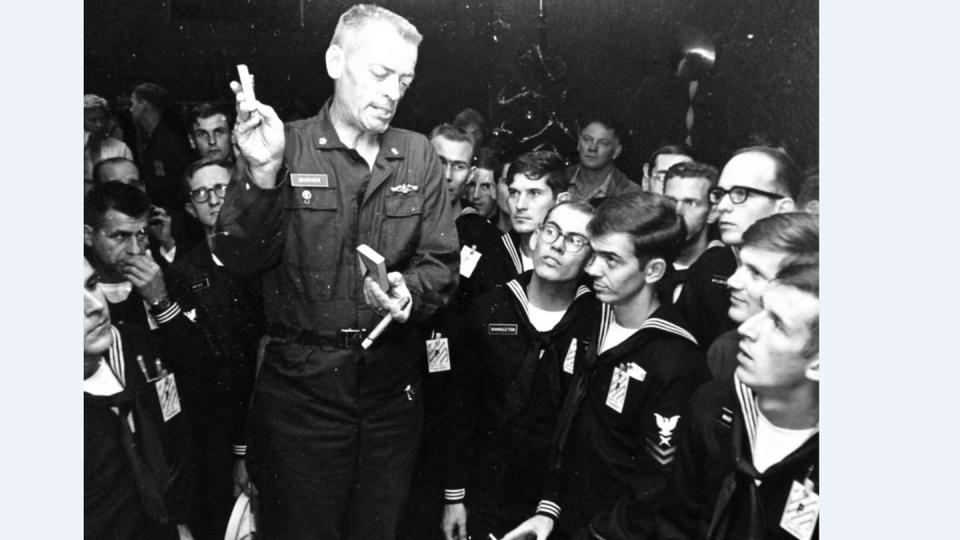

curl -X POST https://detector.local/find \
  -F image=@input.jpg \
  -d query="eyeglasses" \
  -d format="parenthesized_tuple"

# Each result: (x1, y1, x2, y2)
(189, 183, 228, 204)
(538, 222, 590, 253)
(709, 185, 785, 205)
(439, 156, 471, 174)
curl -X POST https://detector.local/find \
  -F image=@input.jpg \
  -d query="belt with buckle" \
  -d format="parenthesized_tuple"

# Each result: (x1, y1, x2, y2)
(270, 325, 368, 349)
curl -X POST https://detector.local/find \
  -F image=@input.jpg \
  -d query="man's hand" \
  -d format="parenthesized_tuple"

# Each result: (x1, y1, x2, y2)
(147, 205, 175, 252)
(363, 272, 413, 323)
(441, 503, 468, 540)
(233, 459, 257, 498)
(120, 254, 168, 304)
(500, 515, 555, 540)
(229, 80, 285, 189)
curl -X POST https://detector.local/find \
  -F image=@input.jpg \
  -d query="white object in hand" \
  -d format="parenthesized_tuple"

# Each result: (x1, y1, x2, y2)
(237, 64, 256, 102)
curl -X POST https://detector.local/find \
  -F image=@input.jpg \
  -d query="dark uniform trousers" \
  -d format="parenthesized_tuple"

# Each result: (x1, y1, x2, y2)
(249, 340, 424, 540)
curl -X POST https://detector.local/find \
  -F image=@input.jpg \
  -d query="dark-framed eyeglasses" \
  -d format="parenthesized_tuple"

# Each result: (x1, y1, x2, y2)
(189, 183, 228, 204)
(538, 222, 590, 253)
(709, 185, 785, 205)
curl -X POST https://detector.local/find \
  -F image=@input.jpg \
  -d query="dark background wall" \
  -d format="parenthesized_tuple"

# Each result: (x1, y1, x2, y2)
(85, 0, 817, 173)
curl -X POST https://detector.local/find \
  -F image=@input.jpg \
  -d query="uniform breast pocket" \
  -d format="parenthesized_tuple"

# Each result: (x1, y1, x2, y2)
(381, 192, 424, 263)
(284, 187, 341, 271)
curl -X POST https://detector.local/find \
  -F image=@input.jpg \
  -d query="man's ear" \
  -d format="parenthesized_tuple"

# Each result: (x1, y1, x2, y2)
(326, 45, 345, 80)
(644, 257, 667, 284)
(707, 204, 720, 224)
(187, 135, 196, 150)
(185, 202, 197, 220)
(613, 142, 623, 161)
(774, 197, 796, 213)
(805, 356, 820, 382)
(84, 224, 94, 247)
(529, 227, 541, 251)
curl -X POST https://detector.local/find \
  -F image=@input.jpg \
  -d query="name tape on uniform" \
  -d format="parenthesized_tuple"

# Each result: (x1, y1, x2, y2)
(290, 174, 330, 188)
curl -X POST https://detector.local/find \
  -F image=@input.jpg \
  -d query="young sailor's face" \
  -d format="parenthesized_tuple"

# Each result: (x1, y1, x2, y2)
(532, 204, 592, 282)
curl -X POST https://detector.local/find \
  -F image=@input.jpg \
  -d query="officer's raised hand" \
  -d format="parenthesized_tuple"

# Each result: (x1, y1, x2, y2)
(363, 272, 413, 323)
(229, 80, 285, 189)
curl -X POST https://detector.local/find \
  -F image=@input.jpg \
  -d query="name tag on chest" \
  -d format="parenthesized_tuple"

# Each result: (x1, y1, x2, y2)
(290, 173, 330, 188)
(488, 323, 518, 336)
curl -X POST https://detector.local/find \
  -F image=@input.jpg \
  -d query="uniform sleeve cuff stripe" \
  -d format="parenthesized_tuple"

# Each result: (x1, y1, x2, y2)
(154, 302, 181, 324)
(444, 488, 466, 501)
(536, 500, 561, 519)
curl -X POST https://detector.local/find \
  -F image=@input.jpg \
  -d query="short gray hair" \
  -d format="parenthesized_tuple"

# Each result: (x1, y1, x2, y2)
(330, 4, 422, 50)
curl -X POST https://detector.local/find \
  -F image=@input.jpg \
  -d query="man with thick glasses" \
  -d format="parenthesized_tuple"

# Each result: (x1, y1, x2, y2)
(676, 146, 801, 351)
(503, 192, 709, 540)
(442, 201, 600, 540)
(165, 158, 266, 539)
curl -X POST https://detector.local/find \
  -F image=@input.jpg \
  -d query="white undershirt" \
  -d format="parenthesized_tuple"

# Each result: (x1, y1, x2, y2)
(521, 252, 533, 272)
(83, 358, 125, 396)
(600, 318, 641, 354)
(527, 303, 567, 332)
(753, 408, 818, 474)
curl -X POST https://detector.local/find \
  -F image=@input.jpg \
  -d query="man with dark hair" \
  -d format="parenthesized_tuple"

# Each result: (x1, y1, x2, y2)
(91, 157, 180, 268)
(188, 102, 235, 161)
(504, 192, 710, 540)
(661, 161, 721, 303)
(655, 262, 820, 540)
(465, 146, 502, 222)
(163, 158, 264, 539)
(643, 144, 694, 194)
(707, 212, 818, 380)
(676, 145, 800, 351)
(471, 150, 570, 293)
(442, 201, 600, 540)
(562, 114, 640, 203)
(215, 4, 459, 538)
(430, 123, 475, 211)
(83, 182, 213, 536)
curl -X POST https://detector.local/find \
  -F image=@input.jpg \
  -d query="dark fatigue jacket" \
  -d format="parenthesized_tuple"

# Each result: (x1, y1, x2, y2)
(214, 99, 459, 389)
(655, 377, 819, 540)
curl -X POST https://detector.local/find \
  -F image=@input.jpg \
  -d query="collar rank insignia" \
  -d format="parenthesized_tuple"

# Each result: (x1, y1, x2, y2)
(318, 137, 328, 145)
(390, 183, 419, 194)
(655, 413, 681, 447)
